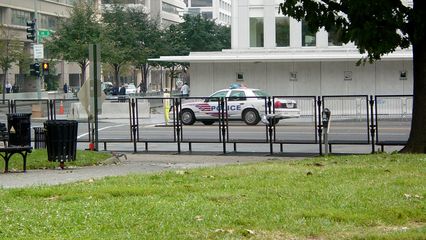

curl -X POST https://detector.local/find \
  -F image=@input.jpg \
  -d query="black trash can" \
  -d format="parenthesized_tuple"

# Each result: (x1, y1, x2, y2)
(33, 127, 46, 149)
(7, 113, 31, 146)
(44, 120, 78, 165)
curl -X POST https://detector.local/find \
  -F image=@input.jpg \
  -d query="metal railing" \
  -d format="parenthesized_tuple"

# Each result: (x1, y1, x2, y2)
(1, 94, 412, 155)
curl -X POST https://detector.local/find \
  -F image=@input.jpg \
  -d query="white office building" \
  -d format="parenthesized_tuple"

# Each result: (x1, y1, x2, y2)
(153, 0, 413, 97)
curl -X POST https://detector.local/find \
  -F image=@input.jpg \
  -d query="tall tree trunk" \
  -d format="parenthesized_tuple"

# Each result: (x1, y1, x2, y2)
(80, 61, 88, 87)
(141, 63, 149, 91)
(169, 66, 176, 92)
(401, 1, 426, 153)
(114, 64, 120, 86)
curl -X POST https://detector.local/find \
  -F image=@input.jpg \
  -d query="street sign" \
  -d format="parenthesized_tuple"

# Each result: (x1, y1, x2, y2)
(33, 44, 44, 59)
(37, 29, 51, 43)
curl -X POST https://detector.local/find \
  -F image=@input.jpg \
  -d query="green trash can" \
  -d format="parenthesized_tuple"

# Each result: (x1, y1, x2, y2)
(7, 113, 31, 146)
(44, 120, 78, 166)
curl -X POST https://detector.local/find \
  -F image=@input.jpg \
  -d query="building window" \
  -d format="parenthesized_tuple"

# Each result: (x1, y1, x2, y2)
(11, 9, 32, 26)
(276, 17, 290, 47)
(302, 20, 316, 47)
(101, 0, 144, 3)
(191, 0, 213, 7)
(39, 14, 59, 30)
(328, 26, 343, 46)
(250, 17, 264, 47)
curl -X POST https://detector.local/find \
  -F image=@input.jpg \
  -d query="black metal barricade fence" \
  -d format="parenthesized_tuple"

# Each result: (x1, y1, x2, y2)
(272, 96, 318, 152)
(3, 95, 412, 154)
(374, 95, 411, 151)
(321, 95, 372, 153)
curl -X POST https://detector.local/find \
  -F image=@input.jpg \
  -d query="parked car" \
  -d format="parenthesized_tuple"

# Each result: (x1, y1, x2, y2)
(173, 86, 300, 125)
(125, 83, 137, 95)
(101, 82, 114, 95)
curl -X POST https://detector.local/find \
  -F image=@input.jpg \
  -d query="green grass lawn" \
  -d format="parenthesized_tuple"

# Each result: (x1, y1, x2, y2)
(0, 149, 112, 171)
(0, 154, 425, 239)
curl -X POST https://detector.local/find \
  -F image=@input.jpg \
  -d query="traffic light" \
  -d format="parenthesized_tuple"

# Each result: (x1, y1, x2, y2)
(30, 63, 40, 76)
(42, 62, 49, 75)
(26, 20, 36, 41)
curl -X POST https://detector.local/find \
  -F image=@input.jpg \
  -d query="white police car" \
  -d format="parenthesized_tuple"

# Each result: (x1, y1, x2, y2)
(177, 86, 300, 125)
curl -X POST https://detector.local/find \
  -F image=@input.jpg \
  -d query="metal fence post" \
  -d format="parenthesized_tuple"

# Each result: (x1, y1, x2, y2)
(220, 97, 226, 154)
(131, 98, 137, 153)
(49, 100, 54, 120)
(176, 98, 181, 153)
(369, 95, 376, 153)
(267, 96, 273, 155)
(317, 96, 323, 155)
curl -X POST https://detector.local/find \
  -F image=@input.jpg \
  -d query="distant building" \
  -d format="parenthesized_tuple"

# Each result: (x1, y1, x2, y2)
(152, 0, 413, 97)
(184, 0, 231, 26)
(99, 0, 186, 27)
(149, 0, 186, 27)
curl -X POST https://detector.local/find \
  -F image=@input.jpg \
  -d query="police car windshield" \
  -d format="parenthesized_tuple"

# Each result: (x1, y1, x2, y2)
(253, 90, 269, 97)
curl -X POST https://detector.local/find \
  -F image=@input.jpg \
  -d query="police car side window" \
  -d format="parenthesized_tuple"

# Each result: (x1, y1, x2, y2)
(206, 90, 228, 102)
(229, 91, 246, 101)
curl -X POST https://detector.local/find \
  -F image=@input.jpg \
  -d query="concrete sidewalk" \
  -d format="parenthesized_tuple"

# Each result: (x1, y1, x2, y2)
(0, 153, 304, 189)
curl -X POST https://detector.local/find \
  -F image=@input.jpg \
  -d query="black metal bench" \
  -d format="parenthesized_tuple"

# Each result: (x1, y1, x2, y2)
(0, 146, 33, 173)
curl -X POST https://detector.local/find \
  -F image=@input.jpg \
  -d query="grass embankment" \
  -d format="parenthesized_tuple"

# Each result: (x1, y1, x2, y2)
(0, 149, 112, 170)
(0, 154, 425, 239)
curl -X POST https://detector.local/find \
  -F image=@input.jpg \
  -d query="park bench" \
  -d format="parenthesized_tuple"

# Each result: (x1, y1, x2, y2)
(0, 146, 33, 173)
(0, 122, 32, 173)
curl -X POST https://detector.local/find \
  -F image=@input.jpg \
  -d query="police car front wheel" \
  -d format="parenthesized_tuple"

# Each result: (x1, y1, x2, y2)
(243, 109, 260, 125)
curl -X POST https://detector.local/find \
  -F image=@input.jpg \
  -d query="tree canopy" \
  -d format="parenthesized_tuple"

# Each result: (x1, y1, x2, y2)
(157, 15, 231, 90)
(178, 14, 231, 52)
(46, 2, 231, 91)
(279, 0, 425, 153)
(45, 1, 101, 85)
(0, 25, 24, 102)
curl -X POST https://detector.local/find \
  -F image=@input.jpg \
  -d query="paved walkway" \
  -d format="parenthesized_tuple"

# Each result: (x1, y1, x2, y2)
(0, 153, 305, 189)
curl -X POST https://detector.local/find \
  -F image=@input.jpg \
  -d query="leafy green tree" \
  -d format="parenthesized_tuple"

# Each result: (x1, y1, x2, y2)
(0, 24, 24, 102)
(158, 24, 190, 91)
(157, 15, 231, 91)
(179, 14, 231, 52)
(126, 7, 162, 93)
(45, 1, 101, 86)
(101, 3, 134, 86)
(279, 0, 425, 153)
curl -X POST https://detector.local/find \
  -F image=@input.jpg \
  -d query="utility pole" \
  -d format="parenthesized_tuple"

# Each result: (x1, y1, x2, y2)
(34, 0, 41, 99)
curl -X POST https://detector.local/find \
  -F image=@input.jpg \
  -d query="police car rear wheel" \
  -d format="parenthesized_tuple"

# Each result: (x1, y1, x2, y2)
(181, 109, 196, 125)
(243, 109, 260, 125)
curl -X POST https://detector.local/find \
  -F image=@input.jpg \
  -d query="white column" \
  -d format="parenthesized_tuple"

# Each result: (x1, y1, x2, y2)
(290, 18, 301, 48)
(264, 0, 275, 48)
